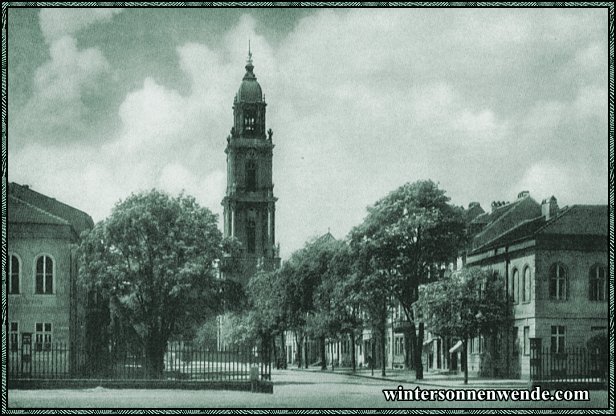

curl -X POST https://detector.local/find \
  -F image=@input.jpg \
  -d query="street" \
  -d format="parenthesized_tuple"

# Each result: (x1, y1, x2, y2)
(8, 369, 609, 409)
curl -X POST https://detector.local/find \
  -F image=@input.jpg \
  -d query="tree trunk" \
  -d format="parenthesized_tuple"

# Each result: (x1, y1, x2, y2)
(281, 332, 287, 369)
(408, 326, 417, 371)
(272, 336, 278, 369)
(350, 331, 356, 373)
(296, 333, 303, 369)
(415, 322, 424, 380)
(304, 336, 308, 369)
(404, 330, 412, 370)
(371, 340, 375, 376)
(144, 336, 166, 379)
(380, 327, 386, 377)
(463, 337, 468, 385)
(320, 336, 326, 370)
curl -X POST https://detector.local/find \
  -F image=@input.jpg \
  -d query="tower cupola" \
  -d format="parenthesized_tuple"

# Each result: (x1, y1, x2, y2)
(236, 49, 263, 103)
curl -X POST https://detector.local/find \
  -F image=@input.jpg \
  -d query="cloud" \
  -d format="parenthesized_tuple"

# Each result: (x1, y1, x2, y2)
(39, 8, 122, 43)
(10, 10, 123, 147)
(513, 161, 573, 204)
(8, 8, 608, 259)
(12, 36, 110, 144)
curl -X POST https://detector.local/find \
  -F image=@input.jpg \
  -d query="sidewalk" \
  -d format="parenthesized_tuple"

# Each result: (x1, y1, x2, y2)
(287, 366, 530, 389)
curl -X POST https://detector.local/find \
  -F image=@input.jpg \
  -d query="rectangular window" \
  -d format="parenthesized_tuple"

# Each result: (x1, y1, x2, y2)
(394, 336, 404, 355)
(512, 327, 518, 354)
(9, 322, 19, 352)
(35, 322, 52, 351)
(550, 326, 565, 354)
(523, 326, 530, 355)
(9, 255, 20, 294)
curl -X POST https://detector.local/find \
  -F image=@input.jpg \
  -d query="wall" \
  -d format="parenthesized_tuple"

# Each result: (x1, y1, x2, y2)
(8, 226, 76, 348)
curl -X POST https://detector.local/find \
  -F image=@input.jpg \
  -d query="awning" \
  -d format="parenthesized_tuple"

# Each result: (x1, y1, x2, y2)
(449, 340, 463, 354)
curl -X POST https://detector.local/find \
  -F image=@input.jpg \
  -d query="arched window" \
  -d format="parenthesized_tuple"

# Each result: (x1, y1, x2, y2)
(244, 112, 255, 132)
(522, 266, 531, 302)
(549, 264, 566, 300)
(589, 265, 606, 301)
(35, 255, 54, 294)
(9, 254, 20, 294)
(511, 268, 519, 303)
(246, 159, 257, 191)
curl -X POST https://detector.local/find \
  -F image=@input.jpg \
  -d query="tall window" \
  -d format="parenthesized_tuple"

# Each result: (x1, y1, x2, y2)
(9, 254, 20, 294)
(9, 322, 19, 352)
(511, 269, 519, 303)
(247, 219, 256, 254)
(550, 326, 565, 353)
(244, 114, 255, 132)
(35, 255, 54, 294)
(589, 265, 606, 301)
(245, 160, 256, 191)
(522, 266, 531, 302)
(35, 322, 52, 351)
(523, 326, 530, 355)
(549, 264, 566, 300)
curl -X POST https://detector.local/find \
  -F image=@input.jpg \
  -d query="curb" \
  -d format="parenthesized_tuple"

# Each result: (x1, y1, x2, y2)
(286, 367, 530, 389)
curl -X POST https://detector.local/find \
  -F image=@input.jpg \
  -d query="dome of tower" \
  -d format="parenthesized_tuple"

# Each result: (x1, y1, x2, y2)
(236, 52, 263, 103)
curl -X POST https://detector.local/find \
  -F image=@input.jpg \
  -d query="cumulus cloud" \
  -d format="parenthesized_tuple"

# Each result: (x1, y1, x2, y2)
(12, 36, 110, 144)
(39, 8, 122, 43)
(9, 8, 608, 258)
(10, 9, 122, 147)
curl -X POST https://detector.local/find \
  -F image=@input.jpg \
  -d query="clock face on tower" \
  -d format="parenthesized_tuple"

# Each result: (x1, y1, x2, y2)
(221, 50, 280, 283)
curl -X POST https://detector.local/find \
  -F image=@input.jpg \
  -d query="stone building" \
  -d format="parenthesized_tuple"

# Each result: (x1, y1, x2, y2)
(463, 192, 608, 378)
(7, 182, 93, 371)
(221, 49, 280, 283)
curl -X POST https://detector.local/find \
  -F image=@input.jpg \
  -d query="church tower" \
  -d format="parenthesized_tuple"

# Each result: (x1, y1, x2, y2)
(221, 48, 280, 283)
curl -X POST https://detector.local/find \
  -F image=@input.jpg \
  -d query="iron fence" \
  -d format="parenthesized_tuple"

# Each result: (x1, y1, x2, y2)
(530, 346, 607, 385)
(8, 342, 271, 381)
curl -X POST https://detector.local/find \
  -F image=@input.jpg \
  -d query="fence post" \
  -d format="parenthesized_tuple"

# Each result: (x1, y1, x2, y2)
(529, 337, 542, 383)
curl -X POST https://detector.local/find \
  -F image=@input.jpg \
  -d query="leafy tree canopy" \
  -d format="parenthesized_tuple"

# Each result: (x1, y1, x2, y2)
(79, 189, 224, 376)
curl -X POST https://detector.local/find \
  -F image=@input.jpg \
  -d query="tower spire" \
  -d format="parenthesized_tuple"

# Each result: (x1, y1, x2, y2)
(247, 39, 253, 66)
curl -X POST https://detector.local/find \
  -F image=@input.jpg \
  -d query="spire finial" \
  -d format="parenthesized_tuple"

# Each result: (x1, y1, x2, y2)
(247, 39, 253, 66)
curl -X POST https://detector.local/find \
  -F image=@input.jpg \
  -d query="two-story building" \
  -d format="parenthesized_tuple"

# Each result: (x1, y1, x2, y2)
(464, 192, 608, 378)
(7, 182, 93, 375)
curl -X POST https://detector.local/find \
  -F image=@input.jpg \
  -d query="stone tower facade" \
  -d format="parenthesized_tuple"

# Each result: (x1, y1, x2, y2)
(221, 50, 280, 283)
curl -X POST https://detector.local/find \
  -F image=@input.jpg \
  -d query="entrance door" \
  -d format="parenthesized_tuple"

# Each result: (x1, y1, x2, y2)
(21, 333, 32, 376)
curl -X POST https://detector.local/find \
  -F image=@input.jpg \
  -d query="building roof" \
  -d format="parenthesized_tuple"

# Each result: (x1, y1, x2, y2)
(470, 204, 607, 254)
(315, 231, 336, 244)
(539, 205, 607, 236)
(8, 195, 70, 227)
(464, 202, 485, 223)
(471, 195, 541, 250)
(9, 182, 94, 236)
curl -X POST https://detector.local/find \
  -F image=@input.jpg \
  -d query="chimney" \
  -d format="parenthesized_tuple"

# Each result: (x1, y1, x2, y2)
(491, 200, 509, 213)
(541, 196, 558, 220)
(517, 190, 529, 199)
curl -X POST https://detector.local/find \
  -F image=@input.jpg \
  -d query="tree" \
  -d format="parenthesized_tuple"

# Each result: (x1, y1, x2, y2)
(350, 180, 466, 379)
(308, 242, 363, 371)
(417, 267, 509, 384)
(277, 235, 341, 368)
(79, 190, 223, 378)
(351, 254, 391, 377)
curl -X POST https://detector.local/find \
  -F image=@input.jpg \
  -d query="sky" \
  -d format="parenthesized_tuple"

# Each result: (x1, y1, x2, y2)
(7, 6, 609, 259)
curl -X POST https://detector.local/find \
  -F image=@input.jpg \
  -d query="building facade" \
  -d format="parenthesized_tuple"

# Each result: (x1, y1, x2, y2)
(221, 50, 280, 283)
(7, 183, 93, 374)
(464, 193, 608, 378)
